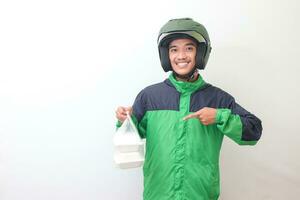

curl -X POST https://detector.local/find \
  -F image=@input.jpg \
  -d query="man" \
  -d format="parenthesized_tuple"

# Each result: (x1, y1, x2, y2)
(115, 18, 262, 200)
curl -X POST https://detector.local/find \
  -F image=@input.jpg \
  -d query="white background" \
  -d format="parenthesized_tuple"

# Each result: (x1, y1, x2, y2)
(0, 0, 299, 199)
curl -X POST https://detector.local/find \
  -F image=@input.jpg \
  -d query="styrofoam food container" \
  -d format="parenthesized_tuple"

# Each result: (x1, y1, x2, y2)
(114, 134, 144, 153)
(114, 152, 144, 169)
(114, 143, 144, 153)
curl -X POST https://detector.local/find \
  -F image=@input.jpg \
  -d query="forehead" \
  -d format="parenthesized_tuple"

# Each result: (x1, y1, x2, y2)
(169, 38, 197, 47)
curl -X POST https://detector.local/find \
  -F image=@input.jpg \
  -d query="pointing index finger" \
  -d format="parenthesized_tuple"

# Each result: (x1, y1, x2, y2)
(183, 112, 199, 121)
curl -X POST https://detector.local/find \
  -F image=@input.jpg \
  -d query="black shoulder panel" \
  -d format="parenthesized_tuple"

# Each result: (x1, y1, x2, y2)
(190, 85, 233, 112)
(132, 80, 180, 122)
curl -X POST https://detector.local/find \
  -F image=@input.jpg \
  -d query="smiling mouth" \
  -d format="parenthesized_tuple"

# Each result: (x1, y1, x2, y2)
(176, 62, 190, 68)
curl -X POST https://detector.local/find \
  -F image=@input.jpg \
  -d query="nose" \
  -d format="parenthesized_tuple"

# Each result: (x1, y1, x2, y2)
(177, 50, 187, 59)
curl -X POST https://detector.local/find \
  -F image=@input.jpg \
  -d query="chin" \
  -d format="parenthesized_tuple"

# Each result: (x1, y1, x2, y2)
(175, 70, 190, 76)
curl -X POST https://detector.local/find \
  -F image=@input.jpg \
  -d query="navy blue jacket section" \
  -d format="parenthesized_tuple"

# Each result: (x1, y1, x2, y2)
(189, 84, 262, 141)
(132, 81, 180, 122)
(230, 102, 262, 141)
(190, 84, 229, 110)
(132, 78, 262, 142)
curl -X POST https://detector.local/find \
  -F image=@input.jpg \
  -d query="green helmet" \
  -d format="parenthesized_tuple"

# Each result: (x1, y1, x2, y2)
(157, 18, 212, 72)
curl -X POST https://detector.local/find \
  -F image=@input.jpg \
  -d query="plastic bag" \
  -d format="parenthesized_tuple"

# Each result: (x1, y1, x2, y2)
(113, 114, 145, 169)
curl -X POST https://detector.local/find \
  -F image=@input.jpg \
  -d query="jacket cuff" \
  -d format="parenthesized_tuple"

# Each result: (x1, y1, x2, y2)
(215, 108, 231, 124)
(116, 120, 123, 128)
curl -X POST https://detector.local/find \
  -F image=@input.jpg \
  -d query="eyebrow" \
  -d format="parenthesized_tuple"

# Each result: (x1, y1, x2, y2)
(169, 43, 196, 49)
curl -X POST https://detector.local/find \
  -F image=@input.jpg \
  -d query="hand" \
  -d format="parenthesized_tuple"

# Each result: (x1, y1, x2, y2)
(115, 106, 132, 123)
(183, 107, 217, 125)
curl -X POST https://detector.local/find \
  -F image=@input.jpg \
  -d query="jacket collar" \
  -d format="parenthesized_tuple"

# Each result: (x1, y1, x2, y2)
(166, 73, 207, 94)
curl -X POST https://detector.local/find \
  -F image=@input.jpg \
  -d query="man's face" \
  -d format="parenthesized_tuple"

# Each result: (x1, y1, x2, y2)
(168, 38, 197, 76)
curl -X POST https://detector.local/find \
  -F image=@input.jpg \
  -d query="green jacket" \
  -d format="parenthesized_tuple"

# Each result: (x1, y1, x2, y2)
(117, 74, 262, 200)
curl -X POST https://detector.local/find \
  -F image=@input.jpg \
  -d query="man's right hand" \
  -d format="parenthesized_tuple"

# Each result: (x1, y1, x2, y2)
(115, 106, 133, 123)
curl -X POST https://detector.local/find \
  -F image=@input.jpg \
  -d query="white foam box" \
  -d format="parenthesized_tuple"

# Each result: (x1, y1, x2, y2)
(114, 151, 144, 169)
(113, 134, 144, 153)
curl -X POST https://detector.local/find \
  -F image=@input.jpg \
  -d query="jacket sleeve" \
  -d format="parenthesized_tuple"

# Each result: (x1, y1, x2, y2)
(115, 90, 147, 139)
(215, 97, 262, 145)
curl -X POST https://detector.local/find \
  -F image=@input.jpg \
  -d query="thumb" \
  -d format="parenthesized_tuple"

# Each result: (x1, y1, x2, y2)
(126, 107, 133, 115)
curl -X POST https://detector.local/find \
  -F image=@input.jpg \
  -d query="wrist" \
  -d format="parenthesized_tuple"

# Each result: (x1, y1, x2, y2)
(116, 120, 123, 128)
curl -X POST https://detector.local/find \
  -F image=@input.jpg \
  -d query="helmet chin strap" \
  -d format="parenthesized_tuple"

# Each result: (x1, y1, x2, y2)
(173, 67, 198, 82)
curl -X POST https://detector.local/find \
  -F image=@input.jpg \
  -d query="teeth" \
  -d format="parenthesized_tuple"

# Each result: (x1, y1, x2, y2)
(177, 62, 188, 67)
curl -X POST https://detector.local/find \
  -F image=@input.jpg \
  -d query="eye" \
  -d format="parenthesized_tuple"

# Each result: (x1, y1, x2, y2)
(186, 46, 195, 51)
(169, 48, 177, 53)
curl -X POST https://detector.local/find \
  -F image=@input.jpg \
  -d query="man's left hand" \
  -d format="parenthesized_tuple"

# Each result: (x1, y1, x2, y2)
(183, 107, 217, 125)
